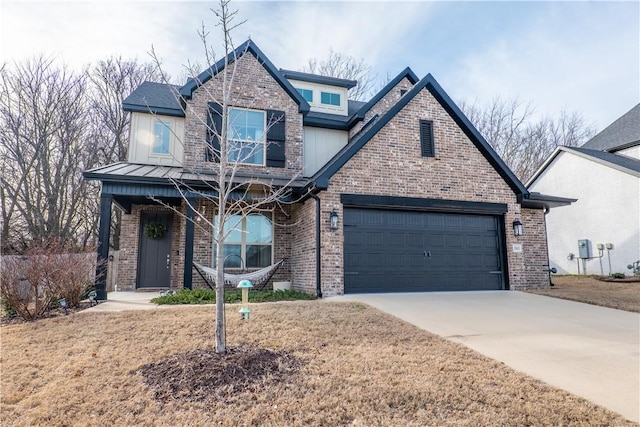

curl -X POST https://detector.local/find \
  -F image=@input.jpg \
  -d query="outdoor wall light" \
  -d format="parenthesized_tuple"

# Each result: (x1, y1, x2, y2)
(512, 219, 523, 237)
(330, 209, 339, 231)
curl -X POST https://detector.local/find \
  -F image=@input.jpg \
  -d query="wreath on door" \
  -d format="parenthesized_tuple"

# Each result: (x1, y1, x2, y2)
(144, 222, 167, 240)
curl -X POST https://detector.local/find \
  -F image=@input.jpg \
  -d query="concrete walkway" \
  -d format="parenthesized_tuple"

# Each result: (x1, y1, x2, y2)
(82, 291, 160, 312)
(335, 291, 640, 423)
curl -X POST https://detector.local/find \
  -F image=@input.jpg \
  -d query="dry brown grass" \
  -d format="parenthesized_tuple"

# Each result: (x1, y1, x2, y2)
(1, 301, 635, 426)
(527, 275, 640, 313)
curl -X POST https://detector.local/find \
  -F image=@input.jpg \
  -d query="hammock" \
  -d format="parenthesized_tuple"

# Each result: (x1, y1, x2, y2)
(193, 260, 284, 290)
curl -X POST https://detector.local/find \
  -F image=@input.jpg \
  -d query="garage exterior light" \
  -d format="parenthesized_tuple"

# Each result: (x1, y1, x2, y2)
(330, 209, 339, 231)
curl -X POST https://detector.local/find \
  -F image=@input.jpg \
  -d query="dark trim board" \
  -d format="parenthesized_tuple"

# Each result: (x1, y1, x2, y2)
(340, 194, 508, 215)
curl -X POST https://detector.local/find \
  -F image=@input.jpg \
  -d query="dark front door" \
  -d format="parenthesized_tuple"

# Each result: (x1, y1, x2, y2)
(138, 212, 173, 288)
(343, 208, 504, 293)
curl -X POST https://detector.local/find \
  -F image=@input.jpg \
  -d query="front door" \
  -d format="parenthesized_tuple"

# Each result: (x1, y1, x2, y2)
(137, 212, 173, 288)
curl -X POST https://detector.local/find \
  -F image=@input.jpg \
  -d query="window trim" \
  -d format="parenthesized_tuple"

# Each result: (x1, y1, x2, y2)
(296, 87, 313, 103)
(320, 91, 341, 106)
(151, 119, 172, 156)
(228, 107, 267, 166)
(213, 210, 274, 269)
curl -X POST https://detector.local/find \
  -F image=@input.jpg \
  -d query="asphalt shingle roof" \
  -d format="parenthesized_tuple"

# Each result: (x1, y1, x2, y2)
(581, 103, 640, 152)
(123, 82, 182, 110)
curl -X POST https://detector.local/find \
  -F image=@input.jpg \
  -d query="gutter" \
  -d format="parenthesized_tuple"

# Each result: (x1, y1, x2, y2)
(308, 190, 323, 298)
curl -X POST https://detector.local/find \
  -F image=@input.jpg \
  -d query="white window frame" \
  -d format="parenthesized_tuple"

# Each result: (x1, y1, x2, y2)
(213, 210, 274, 269)
(151, 119, 172, 156)
(227, 107, 266, 166)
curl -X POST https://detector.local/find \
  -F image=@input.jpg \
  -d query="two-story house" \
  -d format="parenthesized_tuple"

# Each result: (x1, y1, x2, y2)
(84, 40, 569, 299)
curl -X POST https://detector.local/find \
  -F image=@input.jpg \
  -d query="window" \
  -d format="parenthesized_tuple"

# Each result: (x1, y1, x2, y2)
(420, 120, 435, 157)
(228, 108, 265, 165)
(214, 212, 273, 268)
(296, 88, 313, 102)
(153, 120, 171, 154)
(320, 91, 340, 106)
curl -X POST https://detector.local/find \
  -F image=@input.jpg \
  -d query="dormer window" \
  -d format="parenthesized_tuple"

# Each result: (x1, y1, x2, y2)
(297, 88, 313, 102)
(320, 91, 341, 106)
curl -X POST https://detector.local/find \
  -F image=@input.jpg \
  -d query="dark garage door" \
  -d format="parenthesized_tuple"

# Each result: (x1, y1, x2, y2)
(344, 208, 504, 293)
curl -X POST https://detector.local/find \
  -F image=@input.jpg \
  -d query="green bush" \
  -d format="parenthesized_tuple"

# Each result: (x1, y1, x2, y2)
(151, 288, 316, 305)
(611, 273, 626, 279)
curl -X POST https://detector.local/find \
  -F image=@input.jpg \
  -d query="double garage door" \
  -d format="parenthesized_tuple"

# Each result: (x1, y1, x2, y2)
(344, 208, 505, 293)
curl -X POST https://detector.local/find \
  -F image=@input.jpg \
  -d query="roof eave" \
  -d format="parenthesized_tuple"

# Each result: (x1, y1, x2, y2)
(122, 103, 185, 118)
(312, 73, 528, 198)
(179, 40, 310, 114)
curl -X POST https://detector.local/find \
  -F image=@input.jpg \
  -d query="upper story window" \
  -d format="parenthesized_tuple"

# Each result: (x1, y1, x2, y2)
(228, 108, 266, 165)
(207, 103, 286, 167)
(297, 88, 313, 102)
(153, 120, 171, 155)
(320, 91, 341, 106)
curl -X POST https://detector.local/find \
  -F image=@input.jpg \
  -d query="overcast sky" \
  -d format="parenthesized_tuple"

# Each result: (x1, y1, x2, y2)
(1, 1, 638, 131)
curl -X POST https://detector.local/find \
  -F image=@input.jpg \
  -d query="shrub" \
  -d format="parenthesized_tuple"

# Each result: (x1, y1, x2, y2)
(611, 273, 626, 279)
(0, 240, 102, 320)
(152, 288, 316, 305)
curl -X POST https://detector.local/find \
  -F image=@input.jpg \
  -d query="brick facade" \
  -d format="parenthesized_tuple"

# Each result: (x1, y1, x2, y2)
(110, 46, 549, 295)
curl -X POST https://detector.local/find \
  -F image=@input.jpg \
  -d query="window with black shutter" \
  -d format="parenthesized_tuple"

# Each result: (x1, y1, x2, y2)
(266, 110, 286, 168)
(420, 119, 435, 157)
(206, 102, 223, 162)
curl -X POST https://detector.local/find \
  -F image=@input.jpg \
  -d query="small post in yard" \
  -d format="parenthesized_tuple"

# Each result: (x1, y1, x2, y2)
(237, 279, 253, 320)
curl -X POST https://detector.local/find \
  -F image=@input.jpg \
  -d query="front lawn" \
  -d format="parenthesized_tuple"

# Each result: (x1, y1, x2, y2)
(0, 301, 633, 426)
(526, 275, 640, 313)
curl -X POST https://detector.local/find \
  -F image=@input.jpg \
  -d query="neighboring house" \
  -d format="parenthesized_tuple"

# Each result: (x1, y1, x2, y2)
(527, 104, 640, 276)
(84, 40, 565, 299)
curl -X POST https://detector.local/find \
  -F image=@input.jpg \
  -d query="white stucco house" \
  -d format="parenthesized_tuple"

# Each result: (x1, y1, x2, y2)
(527, 103, 640, 276)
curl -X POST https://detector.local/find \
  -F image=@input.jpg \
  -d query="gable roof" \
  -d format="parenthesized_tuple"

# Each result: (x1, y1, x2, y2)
(355, 67, 419, 120)
(581, 103, 640, 152)
(179, 40, 310, 113)
(526, 146, 640, 186)
(310, 73, 527, 197)
(122, 82, 184, 117)
(280, 69, 357, 89)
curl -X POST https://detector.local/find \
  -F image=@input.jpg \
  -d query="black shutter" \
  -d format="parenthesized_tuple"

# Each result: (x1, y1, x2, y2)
(206, 102, 223, 162)
(266, 110, 286, 168)
(420, 120, 435, 157)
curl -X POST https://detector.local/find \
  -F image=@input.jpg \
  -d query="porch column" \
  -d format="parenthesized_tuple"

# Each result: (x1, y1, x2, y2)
(95, 193, 112, 300)
(183, 197, 195, 290)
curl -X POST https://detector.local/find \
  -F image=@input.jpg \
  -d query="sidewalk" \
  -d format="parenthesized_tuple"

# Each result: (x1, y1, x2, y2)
(83, 291, 159, 312)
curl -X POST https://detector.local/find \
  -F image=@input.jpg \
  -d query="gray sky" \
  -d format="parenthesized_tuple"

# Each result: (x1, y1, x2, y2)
(1, 1, 638, 131)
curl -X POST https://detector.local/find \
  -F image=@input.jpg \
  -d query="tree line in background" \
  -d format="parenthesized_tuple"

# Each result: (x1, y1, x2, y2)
(0, 53, 595, 254)
(0, 56, 162, 253)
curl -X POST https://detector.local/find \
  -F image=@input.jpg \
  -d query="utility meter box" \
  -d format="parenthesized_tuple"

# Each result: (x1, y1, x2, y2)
(578, 239, 591, 259)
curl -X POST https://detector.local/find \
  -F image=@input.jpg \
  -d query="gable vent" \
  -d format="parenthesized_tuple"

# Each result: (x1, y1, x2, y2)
(420, 120, 435, 157)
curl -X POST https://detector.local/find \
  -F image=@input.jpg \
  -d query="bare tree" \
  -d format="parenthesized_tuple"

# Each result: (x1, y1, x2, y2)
(87, 57, 163, 249)
(150, 0, 300, 353)
(460, 97, 595, 182)
(302, 49, 376, 101)
(0, 57, 98, 252)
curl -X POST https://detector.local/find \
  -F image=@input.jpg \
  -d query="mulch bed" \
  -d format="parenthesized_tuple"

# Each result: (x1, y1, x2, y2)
(137, 344, 303, 404)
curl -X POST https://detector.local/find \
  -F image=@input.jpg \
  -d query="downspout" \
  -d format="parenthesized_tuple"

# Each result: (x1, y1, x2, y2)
(309, 192, 323, 298)
(543, 207, 555, 287)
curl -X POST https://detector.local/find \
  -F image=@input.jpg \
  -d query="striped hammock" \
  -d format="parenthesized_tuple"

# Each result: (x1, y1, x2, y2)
(193, 260, 284, 290)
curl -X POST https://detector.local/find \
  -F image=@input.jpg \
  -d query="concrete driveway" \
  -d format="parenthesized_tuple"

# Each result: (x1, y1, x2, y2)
(335, 291, 640, 423)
